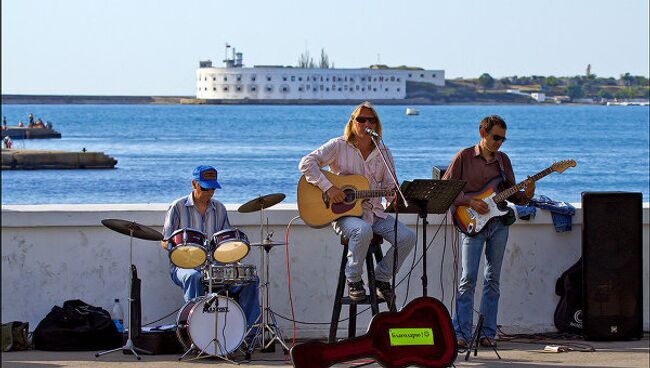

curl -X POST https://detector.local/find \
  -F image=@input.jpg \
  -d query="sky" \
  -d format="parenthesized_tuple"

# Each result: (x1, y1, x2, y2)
(2, 0, 649, 96)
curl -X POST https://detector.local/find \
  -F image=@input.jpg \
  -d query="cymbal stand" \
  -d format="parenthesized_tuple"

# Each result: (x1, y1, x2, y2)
(246, 204, 289, 355)
(96, 225, 151, 360)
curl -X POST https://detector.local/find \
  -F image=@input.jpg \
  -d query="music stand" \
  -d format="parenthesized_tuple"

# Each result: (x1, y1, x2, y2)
(386, 179, 465, 296)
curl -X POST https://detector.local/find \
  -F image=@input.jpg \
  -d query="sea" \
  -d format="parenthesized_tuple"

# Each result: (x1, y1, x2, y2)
(1, 104, 648, 205)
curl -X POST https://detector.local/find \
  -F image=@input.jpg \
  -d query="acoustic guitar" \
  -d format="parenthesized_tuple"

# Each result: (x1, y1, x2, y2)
(452, 159, 576, 236)
(297, 170, 394, 228)
(290, 296, 457, 368)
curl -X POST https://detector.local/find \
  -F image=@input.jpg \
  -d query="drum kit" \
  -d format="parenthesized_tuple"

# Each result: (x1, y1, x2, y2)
(96, 193, 288, 363)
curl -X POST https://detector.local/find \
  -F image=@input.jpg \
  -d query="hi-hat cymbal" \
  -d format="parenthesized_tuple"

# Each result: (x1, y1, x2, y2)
(101, 218, 163, 241)
(238, 193, 286, 213)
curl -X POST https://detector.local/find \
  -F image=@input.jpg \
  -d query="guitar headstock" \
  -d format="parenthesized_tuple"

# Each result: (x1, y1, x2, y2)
(551, 160, 576, 173)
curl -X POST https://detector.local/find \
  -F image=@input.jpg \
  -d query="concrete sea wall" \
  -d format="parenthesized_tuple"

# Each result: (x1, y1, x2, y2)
(2, 203, 648, 338)
(1, 149, 117, 169)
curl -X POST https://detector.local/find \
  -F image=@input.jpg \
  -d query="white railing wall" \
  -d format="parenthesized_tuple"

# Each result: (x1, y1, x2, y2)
(2, 203, 648, 338)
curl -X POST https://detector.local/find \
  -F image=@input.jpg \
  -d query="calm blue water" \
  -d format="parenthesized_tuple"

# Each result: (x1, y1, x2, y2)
(1, 104, 648, 205)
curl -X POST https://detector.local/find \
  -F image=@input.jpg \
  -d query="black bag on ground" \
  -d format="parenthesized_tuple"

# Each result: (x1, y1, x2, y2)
(554, 258, 583, 334)
(33, 299, 122, 351)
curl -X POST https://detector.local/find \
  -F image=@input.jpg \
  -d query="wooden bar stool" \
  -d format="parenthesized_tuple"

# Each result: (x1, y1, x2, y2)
(329, 233, 387, 343)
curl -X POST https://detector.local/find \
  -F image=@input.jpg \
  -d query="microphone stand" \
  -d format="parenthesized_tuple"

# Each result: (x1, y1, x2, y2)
(368, 129, 407, 302)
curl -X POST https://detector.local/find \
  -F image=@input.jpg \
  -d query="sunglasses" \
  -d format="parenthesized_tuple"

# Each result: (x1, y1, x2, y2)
(355, 116, 377, 124)
(199, 186, 215, 191)
(491, 134, 507, 142)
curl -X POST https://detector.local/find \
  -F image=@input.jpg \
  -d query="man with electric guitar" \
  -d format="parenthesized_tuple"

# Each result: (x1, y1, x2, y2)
(442, 115, 535, 350)
(298, 101, 416, 310)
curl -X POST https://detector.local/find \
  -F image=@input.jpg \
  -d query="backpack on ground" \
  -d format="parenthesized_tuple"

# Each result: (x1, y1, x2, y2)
(33, 299, 121, 351)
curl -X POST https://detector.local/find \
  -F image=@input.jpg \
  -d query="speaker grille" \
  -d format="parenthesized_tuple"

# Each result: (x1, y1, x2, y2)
(582, 192, 643, 340)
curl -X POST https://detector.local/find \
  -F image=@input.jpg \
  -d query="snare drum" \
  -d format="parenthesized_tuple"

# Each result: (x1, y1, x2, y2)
(202, 264, 257, 286)
(176, 294, 246, 356)
(167, 228, 207, 269)
(210, 228, 250, 263)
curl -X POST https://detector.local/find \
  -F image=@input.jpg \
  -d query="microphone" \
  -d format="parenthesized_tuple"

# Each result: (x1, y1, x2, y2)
(365, 127, 380, 138)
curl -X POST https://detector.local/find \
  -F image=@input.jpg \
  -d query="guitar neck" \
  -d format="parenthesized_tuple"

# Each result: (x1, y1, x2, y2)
(355, 189, 394, 199)
(494, 166, 553, 203)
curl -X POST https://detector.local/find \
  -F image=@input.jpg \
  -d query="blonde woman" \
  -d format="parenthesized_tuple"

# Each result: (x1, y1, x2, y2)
(299, 102, 415, 310)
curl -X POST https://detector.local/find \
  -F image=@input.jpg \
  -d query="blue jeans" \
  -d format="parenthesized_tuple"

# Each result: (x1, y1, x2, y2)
(453, 220, 509, 340)
(171, 267, 261, 330)
(333, 215, 416, 283)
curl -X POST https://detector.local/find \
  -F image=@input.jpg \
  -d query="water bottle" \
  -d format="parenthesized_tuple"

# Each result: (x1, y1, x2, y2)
(111, 298, 124, 333)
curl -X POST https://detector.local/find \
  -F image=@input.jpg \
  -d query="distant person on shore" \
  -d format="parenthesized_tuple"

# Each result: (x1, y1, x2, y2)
(3, 136, 13, 149)
(28, 113, 34, 125)
(298, 101, 416, 311)
(442, 115, 535, 350)
(161, 165, 260, 332)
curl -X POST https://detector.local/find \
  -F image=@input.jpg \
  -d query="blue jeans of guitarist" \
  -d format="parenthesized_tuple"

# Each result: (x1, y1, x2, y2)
(453, 219, 509, 341)
(333, 215, 416, 283)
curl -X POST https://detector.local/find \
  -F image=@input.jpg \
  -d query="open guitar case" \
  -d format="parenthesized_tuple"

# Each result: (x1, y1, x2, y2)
(123, 265, 184, 355)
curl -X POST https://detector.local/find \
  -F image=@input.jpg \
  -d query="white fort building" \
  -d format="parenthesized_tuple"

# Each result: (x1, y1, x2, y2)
(196, 47, 444, 100)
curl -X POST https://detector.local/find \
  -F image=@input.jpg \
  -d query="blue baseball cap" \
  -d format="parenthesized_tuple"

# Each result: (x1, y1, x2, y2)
(192, 165, 222, 189)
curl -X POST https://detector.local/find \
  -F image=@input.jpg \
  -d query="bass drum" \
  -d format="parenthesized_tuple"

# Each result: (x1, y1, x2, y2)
(176, 294, 246, 356)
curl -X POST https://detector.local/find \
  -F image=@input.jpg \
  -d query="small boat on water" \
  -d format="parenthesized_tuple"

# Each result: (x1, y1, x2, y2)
(405, 107, 420, 116)
(1, 126, 62, 139)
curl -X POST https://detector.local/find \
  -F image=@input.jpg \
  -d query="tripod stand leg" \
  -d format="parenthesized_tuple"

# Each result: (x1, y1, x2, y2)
(179, 344, 196, 361)
(95, 346, 124, 358)
(264, 311, 289, 352)
(464, 314, 483, 361)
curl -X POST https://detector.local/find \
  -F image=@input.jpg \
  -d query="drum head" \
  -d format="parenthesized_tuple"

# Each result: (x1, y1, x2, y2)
(170, 245, 207, 269)
(186, 295, 246, 355)
(213, 242, 250, 263)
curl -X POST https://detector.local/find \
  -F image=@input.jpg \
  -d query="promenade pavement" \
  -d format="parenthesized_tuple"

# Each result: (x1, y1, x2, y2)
(2, 335, 648, 367)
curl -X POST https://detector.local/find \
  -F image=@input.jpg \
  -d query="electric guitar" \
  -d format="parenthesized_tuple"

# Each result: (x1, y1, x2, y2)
(452, 159, 576, 236)
(290, 296, 457, 368)
(297, 170, 394, 228)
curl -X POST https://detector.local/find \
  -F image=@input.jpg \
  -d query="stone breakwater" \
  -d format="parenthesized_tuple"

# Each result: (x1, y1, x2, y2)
(2, 127, 61, 139)
(1, 149, 117, 169)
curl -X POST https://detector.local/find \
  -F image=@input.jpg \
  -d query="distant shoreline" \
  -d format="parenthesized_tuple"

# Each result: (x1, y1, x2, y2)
(2, 94, 539, 105)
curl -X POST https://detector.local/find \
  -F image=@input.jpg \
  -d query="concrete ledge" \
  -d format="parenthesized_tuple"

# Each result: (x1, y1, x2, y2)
(2, 203, 648, 339)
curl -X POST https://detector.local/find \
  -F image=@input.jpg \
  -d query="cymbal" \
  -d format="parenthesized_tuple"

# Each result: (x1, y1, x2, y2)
(101, 218, 163, 241)
(250, 241, 285, 247)
(238, 193, 286, 213)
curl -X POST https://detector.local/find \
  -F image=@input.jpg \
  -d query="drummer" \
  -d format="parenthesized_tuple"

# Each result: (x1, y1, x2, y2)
(162, 165, 260, 331)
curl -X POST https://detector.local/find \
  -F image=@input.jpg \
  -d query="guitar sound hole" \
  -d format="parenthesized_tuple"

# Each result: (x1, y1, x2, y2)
(343, 189, 355, 203)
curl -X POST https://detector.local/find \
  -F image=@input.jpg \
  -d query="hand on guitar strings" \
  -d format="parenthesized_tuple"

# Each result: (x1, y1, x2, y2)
(469, 198, 490, 214)
(326, 186, 346, 204)
(524, 176, 536, 199)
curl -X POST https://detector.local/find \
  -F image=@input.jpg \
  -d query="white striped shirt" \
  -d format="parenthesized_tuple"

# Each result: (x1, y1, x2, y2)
(299, 136, 397, 224)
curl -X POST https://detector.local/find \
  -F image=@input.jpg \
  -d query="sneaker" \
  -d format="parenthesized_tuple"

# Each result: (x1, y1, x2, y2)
(347, 280, 366, 301)
(457, 338, 468, 351)
(375, 281, 396, 311)
(479, 336, 497, 348)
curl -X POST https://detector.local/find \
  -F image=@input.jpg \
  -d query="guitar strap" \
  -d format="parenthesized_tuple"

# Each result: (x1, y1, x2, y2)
(496, 155, 517, 225)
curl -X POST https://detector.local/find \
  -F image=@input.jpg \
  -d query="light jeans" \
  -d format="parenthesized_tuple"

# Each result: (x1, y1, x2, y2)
(171, 267, 261, 330)
(453, 219, 509, 340)
(332, 215, 416, 283)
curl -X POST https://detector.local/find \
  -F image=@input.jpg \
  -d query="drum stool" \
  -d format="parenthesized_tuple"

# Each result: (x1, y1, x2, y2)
(329, 233, 391, 343)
